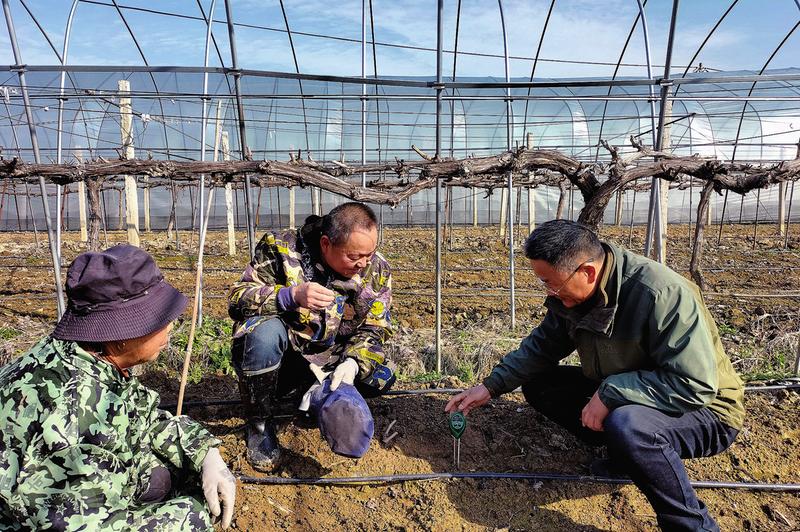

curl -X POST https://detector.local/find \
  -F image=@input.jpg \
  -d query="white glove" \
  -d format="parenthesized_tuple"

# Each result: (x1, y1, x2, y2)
(329, 358, 358, 391)
(202, 447, 236, 529)
(299, 382, 323, 412)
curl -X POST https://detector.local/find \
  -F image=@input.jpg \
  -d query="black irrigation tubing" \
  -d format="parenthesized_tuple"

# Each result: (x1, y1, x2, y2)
(162, 383, 800, 411)
(6, 290, 800, 301)
(9, 263, 800, 274)
(234, 471, 800, 492)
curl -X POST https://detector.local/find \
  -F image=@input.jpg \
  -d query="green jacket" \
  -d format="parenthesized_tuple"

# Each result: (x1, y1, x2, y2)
(0, 337, 219, 531)
(483, 243, 745, 430)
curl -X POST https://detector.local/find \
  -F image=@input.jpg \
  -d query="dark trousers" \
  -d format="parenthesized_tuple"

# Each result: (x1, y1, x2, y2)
(521, 366, 739, 532)
(231, 317, 390, 402)
(232, 317, 316, 403)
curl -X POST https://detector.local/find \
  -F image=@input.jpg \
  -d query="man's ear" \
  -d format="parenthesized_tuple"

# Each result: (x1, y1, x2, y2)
(582, 262, 599, 284)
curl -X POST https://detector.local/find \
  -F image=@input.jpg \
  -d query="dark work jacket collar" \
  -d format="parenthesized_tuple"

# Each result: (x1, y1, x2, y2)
(543, 243, 620, 337)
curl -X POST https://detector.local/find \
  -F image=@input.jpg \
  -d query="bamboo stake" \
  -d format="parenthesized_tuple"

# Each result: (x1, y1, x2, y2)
(176, 179, 215, 417)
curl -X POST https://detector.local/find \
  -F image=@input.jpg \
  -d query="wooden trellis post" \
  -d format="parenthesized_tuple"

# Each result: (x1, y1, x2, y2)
(222, 131, 236, 256)
(778, 182, 787, 236)
(289, 187, 296, 229)
(212, 100, 236, 256)
(615, 190, 624, 226)
(118, 80, 139, 246)
(526, 133, 535, 232)
(499, 188, 508, 240)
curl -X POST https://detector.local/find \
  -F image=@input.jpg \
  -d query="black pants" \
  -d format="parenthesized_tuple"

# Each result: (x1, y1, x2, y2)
(521, 366, 739, 532)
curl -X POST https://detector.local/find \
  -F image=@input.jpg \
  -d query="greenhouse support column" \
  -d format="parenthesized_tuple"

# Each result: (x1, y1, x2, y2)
(118, 80, 139, 247)
(644, 0, 679, 264)
(434, 0, 444, 372)
(225, 0, 255, 256)
(658, 99, 672, 260)
(3, 0, 65, 317)
(499, 0, 515, 329)
(361, 0, 367, 188)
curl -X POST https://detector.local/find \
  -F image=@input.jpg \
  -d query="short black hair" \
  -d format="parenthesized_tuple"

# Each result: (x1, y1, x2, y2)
(523, 219, 604, 272)
(321, 202, 378, 245)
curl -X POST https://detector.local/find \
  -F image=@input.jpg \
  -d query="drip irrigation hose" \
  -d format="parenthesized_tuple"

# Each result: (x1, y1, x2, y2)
(162, 383, 800, 411)
(235, 471, 800, 492)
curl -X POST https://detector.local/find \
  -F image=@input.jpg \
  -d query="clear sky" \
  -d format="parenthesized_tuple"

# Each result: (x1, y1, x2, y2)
(1, 0, 798, 79)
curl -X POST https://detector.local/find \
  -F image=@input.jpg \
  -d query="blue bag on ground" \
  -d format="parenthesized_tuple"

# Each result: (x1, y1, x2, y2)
(308, 380, 374, 458)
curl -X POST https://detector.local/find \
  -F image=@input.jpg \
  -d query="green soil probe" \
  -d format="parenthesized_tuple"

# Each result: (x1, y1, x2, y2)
(449, 412, 467, 469)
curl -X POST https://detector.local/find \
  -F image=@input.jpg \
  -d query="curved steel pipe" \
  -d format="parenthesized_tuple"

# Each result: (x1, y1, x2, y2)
(2, 0, 65, 317)
(498, 0, 516, 328)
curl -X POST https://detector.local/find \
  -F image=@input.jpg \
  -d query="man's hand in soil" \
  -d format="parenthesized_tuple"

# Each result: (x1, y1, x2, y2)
(292, 282, 335, 311)
(581, 391, 609, 431)
(445, 384, 491, 415)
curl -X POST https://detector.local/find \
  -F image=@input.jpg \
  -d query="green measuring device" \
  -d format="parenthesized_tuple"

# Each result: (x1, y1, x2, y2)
(448, 412, 467, 468)
(449, 412, 467, 439)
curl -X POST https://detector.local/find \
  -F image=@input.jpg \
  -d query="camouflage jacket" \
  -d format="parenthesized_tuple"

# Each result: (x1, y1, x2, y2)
(0, 337, 219, 531)
(228, 222, 395, 390)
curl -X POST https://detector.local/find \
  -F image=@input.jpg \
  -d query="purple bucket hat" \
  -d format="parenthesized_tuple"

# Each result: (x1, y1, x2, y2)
(52, 244, 188, 343)
(309, 380, 374, 458)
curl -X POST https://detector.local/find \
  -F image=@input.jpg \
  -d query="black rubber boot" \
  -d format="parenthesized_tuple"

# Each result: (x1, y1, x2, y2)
(240, 371, 282, 472)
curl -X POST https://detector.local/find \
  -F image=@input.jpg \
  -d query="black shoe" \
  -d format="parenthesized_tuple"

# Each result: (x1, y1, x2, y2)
(589, 458, 629, 479)
(246, 419, 281, 472)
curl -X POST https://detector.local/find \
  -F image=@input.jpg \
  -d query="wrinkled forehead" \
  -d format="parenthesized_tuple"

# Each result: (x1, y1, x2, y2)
(338, 227, 378, 253)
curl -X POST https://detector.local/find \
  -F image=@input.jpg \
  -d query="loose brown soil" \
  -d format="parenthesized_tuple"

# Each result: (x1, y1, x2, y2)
(1, 223, 799, 530)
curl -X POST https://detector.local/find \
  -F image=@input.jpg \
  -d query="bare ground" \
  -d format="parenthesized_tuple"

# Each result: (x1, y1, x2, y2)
(1, 223, 799, 530)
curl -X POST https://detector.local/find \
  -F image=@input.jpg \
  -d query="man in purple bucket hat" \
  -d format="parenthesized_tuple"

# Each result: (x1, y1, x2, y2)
(228, 202, 395, 470)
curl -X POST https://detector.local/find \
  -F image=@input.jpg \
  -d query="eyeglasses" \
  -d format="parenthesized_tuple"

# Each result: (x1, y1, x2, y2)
(538, 259, 594, 296)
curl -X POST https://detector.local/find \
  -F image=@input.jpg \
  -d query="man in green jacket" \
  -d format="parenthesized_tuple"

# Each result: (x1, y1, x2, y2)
(446, 220, 744, 532)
